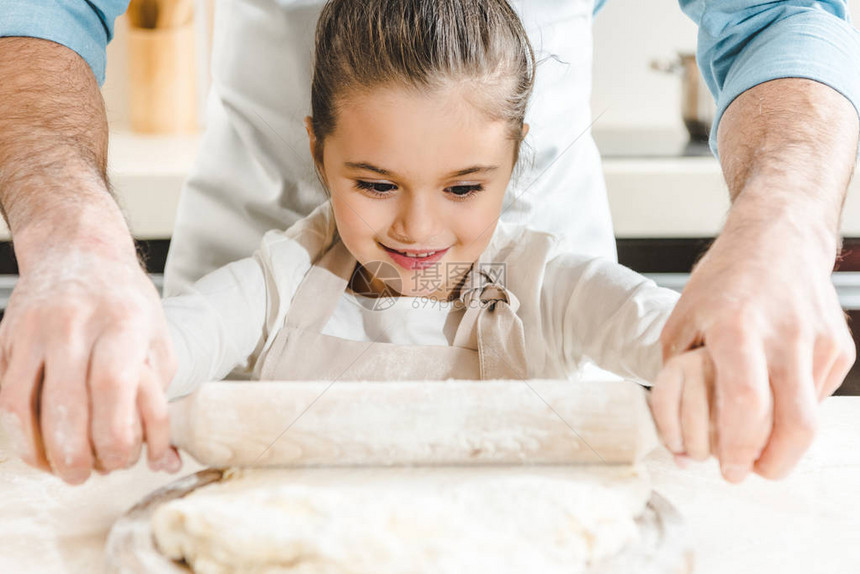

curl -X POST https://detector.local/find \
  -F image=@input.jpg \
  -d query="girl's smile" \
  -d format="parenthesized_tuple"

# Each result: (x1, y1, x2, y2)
(378, 242, 452, 270)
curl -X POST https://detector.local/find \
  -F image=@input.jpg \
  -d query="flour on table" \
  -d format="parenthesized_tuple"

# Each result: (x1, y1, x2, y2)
(151, 466, 650, 574)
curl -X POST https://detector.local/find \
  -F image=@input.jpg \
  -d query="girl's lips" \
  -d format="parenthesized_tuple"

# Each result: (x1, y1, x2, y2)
(380, 244, 450, 270)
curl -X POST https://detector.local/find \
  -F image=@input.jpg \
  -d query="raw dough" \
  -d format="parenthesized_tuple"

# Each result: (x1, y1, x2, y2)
(151, 466, 651, 574)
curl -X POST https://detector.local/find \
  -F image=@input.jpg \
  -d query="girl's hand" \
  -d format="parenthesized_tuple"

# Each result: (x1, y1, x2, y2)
(649, 347, 761, 472)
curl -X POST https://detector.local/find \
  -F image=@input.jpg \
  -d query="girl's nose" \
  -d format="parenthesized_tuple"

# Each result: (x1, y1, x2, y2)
(392, 193, 437, 244)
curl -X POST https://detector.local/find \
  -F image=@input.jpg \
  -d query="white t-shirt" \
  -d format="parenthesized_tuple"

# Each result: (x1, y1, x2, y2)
(164, 202, 680, 399)
(325, 294, 452, 346)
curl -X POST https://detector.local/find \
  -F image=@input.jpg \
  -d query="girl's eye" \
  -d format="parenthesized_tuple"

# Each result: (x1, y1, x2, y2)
(354, 180, 483, 200)
(447, 184, 483, 199)
(354, 180, 397, 196)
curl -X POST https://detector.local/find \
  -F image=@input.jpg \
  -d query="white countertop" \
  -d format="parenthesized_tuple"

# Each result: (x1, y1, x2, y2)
(0, 396, 858, 574)
(0, 128, 857, 241)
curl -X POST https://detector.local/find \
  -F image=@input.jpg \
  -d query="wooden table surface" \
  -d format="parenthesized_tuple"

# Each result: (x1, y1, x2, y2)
(1, 397, 858, 574)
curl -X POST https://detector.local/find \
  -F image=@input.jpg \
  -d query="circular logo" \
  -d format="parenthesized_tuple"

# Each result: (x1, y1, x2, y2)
(349, 260, 402, 311)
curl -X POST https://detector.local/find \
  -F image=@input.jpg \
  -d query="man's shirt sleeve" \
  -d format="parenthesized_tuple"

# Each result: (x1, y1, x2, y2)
(0, 0, 130, 86)
(679, 0, 860, 158)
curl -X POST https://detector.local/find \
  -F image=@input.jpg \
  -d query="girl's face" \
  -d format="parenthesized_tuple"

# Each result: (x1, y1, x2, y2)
(306, 85, 526, 300)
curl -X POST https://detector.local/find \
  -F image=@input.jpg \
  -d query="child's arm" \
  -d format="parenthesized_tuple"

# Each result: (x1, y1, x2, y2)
(163, 254, 269, 399)
(163, 204, 335, 399)
(543, 256, 733, 466)
(541, 254, 680, 384)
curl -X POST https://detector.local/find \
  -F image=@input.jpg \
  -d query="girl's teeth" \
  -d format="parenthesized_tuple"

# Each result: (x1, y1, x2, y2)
(404, 251, 437, 258)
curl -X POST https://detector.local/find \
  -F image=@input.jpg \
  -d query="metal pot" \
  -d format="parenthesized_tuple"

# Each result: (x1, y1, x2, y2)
(651, 52, 716, 142)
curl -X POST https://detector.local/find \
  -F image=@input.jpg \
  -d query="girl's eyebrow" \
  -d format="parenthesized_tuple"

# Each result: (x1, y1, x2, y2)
(344, 162, 499, 178)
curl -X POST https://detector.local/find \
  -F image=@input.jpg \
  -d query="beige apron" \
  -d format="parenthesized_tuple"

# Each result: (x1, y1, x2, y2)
(258, 238, 529, 381)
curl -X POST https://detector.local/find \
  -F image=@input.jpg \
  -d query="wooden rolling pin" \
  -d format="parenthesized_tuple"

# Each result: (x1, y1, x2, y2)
(168, 379, 658, 467)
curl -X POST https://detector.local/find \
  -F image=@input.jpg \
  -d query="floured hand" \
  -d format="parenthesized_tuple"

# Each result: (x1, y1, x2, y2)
(0, 245, 181, 484)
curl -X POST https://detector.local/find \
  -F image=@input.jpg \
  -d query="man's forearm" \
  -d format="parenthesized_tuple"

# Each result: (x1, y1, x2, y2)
(666, 77, 860, 482)
(0, 37, 180, 484)
(0, 37, 135, 272)
(717, 78, 859, 265)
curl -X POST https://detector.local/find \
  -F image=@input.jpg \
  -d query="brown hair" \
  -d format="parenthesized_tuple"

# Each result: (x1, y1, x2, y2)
(309, 0, 536, 174)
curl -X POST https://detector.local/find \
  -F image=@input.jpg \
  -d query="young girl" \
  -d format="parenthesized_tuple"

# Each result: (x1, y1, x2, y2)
(164, 0, 708, 463)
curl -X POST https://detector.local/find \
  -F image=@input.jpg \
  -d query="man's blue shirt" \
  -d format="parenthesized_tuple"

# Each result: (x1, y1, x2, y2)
(2, 0, 859, 155)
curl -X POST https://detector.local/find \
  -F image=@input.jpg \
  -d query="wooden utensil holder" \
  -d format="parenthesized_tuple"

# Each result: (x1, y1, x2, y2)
(128, 22, 197, 134)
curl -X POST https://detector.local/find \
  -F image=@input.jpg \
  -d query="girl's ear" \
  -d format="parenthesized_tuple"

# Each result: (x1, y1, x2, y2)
(521, 123, 530, 140)
(305, 116, 329, 188)
(304, 116, 317, 160)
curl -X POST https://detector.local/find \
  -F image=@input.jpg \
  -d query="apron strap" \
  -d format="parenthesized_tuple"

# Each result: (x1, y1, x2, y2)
(452, 266, 529, 380)
(284, 238, 357, 331)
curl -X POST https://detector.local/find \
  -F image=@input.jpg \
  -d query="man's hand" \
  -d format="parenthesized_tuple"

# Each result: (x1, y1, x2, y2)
(0, 245, 181, 484)
(660, 208, 853, 482)
(657, 78, 858, 484)
(0, 37, 180, 483)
